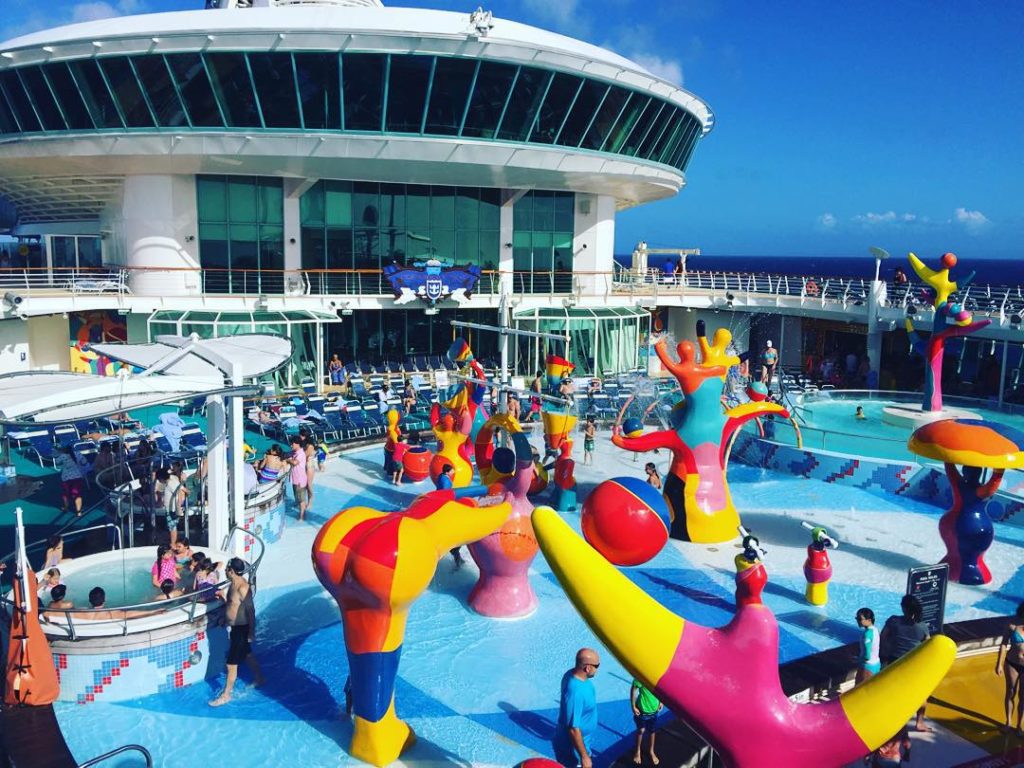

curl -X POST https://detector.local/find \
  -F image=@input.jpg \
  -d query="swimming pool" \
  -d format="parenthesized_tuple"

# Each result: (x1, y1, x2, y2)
(49, 439, 1024, 766)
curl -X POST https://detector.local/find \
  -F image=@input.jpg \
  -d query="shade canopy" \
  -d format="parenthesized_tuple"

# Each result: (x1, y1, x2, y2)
(908, 418, 1024, 469)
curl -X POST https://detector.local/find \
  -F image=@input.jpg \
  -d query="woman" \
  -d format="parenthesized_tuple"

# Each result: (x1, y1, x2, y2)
(996, 602, 1024, 735)
(151, 545, 177, 589)
(645, 462, 662, 490)
(304, 436, 319, 508)
(402, 380, 417, 415)
(526, 371, 543, 423)
(43, 535, 70, 569)
(161, 464, 188, 548)
(56, 446, 87, 516)
(257, 446, 287, 483)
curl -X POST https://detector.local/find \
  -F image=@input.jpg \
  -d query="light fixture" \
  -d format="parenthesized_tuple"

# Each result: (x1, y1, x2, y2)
(117, 308, 129, 316)
(184, 235, 195, 242)
(503, 242, 513, 249)
(425, 306, 440, 316)
(255, 295, 269, 311)
(562, 297, 576, 308)
(340, 302, 354, 316)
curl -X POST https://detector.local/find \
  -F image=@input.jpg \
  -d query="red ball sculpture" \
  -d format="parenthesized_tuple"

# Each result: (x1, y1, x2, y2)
(402, 445, 433, 482)
(581, 476, 671, 566)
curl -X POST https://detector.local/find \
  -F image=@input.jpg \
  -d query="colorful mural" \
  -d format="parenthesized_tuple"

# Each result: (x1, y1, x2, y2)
(68, 310, 128, 376)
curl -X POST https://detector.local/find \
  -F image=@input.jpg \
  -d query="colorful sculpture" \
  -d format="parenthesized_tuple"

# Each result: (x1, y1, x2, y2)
(533, 506, 957, 768)
(311, 490, 510, 766)
(905, 252, 990, 413)
(402, 446, 433, 482)
(612, 324, 788, 543)
(801, 522, 838, 606)
(549, 439, 578, 513)
(541, 354, 577, 455)
(908, 418, 1024, 585)
(470, 413, 540, 618)
(445, 338, 490, 441)
(429, 408, 473, 487)
(384, 408, 401, 474)
(581, 476, 670, 566)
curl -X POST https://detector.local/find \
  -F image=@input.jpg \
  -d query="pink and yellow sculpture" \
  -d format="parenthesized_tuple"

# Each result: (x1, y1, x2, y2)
(312, 491, 510, 766)
(533, 506, 957, 768)
(469, 413, 540, 618)
(613, 326, 787, 543)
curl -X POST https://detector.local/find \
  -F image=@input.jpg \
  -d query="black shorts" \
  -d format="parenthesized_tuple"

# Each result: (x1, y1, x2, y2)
(635, 711, 657, 730)
(227, 624, 251, 665)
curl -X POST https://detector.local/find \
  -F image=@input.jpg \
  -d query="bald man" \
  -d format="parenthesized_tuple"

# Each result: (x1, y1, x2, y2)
(554, 647, 601, 767)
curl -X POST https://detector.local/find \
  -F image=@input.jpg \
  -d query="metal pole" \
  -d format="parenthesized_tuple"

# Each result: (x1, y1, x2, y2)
(450, 319, 569, 343)
(499, 292, 509, 415)
(999, 339, 1008, 407)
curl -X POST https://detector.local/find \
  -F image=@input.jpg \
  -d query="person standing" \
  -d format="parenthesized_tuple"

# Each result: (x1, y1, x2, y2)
(631, 677, 663, 766)
(435, 464, 464, 568)
(881, 595, 931, 731)
(328, 354, 344, 385)
(209, 558, 265, 707)
(645, 462, 662, 490)
(57, 446, 87, 517)
(583, 417, 596, 466)
(761, 340, 779, 385)
(995, 602, 1024, 735)
(288, 436, 309, 522)
(554, 648, 600, 767)
(855, 607, 881, 683)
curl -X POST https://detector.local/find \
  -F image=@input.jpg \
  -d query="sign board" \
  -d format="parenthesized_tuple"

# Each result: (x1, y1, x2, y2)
(906, 563, 950, 636)
(434, 370, 449, 389)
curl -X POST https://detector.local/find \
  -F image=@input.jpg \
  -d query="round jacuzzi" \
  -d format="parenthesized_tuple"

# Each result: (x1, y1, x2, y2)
(35, 534, 262, 704)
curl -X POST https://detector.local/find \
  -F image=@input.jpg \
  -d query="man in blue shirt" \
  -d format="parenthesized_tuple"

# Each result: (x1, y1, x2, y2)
(554, 647, 600, 767)
(434, 464, 464, 568)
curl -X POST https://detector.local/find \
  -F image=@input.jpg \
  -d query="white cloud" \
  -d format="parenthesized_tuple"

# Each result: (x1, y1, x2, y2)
(521, 0, 584, 31)
(851, 211, 921, 226)
(817, 212, 837, 229)
(71, 3, 121, 23)
(630, 54, 684, 86)
(954, 207, 990, 231)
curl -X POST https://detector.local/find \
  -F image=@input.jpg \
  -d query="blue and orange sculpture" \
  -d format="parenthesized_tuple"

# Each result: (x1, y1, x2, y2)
(533, 505, 957, 768)
(470, 413, 540, 618)
(612, 324, 788, 543)
(581, 476, 670, 566)
(801, 522, 838, 606)
(905, 252, 990, 413)
(311, 490, 510, 766)
(908, 418, 1024, 585)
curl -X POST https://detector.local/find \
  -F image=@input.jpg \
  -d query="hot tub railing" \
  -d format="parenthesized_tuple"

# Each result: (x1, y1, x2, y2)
(0, 523, 123, 576)
(1, 525, 265, 641)
(78, 744, 154, 768)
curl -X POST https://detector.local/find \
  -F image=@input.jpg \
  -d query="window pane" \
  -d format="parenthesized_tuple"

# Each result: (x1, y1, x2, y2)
(199, 222, 229, 292)
(380, 229, 406, 264)
(455, 187, 479, 229)
(78, 237, 102, 269)
(300, 180, 325, 226)
(325, 181, 352, 227)
(294, 53, 340, 130)
(406, 185, 430, 230)
(230, 224, 259, 293)
(52, 237, 76, 269)
(259, 225, 284, 271)
(301, 226, 325, 270)
(99, 58, 154, 128)
(530, 72, 581, 144)
(647, 109, 684, 162)
(513, 194, 532, 230)
(43, 63, 93, 130)
(663, 117, 696, 167)
(248, 52, 301, 128)
(533, 192, 554, 231)
(206, 53, 261, 128)
(166, 53, 222, 127)
(603, 93, 648, 153)
(380, 183, 405, 228)
(479, 188, 500, 230)
(622, 99, 663, 157)
(353, 182, 380, 227)
(497, 67, 549, 141)
(554, 193, 574, 231)
(132, 56, 187, 127)
(430, 187, 455, 230)
(342, 53, 385, 131)
(456, 229, 478, 265)
(0, 83, 19, 133)
(0, 71, 41, 132)
(385, 55, 431, 133)
(69, 60, 122, 129)
(228, 178, 257, 222)
(197, 176, 227, 222)
(553, 232, 573, 272)
(19, 67, 65, 130)
(258, 179, 283, 225)
(557, 80, 607, 147)
(423, 57, 476, 135)
(431, 229, 454, 261)
(478, 229, 499, 271)
(462, 61, 516, 138)
(326, 228, 353, 269)
(638, 104, 673, 158)
(353, 227, 380, 269)
(581, 86, 627, 150)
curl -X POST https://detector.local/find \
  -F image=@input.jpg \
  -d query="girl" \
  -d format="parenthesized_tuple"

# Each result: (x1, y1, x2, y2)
(173, 537, 193, 565)
(43, 535, 70, 569)
(855, 607, 881, 683)
(151, 545, 177, 589)
(583, 417, 596, 466)
(645, 462, 662, 490)
(155, 578, 184, 601)
(996, 602, 1024, 735)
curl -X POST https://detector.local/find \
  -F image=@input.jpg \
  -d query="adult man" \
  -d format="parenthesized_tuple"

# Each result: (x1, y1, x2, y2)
(881, 594, 930, 731)
(554, 647, 600, 767)
(761, 340, 779, 385)
(209, 557, 265, 706)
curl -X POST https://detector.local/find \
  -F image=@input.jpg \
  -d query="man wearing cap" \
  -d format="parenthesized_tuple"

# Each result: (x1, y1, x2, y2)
(554, 647, 601, 767)
(210, 557, 265, 706)
(761, 340, 779, 385)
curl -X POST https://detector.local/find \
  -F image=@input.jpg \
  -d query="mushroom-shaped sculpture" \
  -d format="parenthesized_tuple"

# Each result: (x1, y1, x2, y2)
(908, 418, 1024, 585)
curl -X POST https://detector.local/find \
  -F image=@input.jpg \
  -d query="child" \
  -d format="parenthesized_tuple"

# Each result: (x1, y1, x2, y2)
(856, 607, 881, 683)
(631, 677, 663, 765)
(583, 417, 596, 466)
(391, 431, 408, 485)
(870, 725, 910, 767)
(855, 406, 866, 420)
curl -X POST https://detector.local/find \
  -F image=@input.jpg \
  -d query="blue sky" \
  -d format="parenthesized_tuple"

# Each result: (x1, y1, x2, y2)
(4, 0, 1023, 259)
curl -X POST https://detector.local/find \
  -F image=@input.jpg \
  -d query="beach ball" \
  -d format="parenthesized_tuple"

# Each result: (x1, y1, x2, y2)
(622, 417, 645, 438)
(941, 252, 957, 269)
(746, 381, 769, 402)
(581, 477, 670, 566)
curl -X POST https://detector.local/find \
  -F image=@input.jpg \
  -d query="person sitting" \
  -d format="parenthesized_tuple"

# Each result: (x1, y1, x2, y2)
(155, 578, 184, 601)
(151, 545, 178, 589)
(39, 568, 64, 599)
(507, 393, 521, 421)
(173, 537, 193, 565)
(47, 584, 74, 611)
(402, 381, 417, 415)
(256, 446, 287, 483)
(559, 377, 576, 406)
(79, 587, 153, 621)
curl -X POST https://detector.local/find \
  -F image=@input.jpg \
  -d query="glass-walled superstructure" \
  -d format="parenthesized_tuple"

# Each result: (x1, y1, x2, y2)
(0, 51, 704, 172)
(513, 306, 649, 376)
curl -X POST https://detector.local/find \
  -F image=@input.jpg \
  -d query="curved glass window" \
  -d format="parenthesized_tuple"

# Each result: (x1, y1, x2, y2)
(0, 51, 704, 171)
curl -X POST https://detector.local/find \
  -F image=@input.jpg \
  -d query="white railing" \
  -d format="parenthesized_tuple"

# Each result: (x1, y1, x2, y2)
(0, 267, 130, 295)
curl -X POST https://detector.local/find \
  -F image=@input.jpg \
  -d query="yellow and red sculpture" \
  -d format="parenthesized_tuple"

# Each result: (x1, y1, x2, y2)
(311, 490, 510, 766)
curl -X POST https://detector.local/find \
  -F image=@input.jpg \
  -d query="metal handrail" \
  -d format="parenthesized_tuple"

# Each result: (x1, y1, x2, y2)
(77, 744, 153, 768)
(0, 523, 122, 574)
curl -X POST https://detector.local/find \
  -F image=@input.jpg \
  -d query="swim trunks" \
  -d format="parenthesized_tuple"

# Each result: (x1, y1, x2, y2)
(227, 624, 251, 665)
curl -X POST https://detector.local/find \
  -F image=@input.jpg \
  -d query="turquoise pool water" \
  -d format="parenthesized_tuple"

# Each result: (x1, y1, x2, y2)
(50, 554, 167, 608)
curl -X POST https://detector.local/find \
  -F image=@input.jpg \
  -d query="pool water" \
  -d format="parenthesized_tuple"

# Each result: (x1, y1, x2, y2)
(51, 440, 1024, 767)
(50, 554, 171, 608)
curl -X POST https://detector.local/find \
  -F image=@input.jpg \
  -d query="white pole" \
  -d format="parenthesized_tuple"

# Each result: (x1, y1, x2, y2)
(205, 393, 229, 551)
(499, 292, 509, 415)
(999, 339, 1009, 407)
(228, 361, 245, 550)
(14, 506, 30, 613)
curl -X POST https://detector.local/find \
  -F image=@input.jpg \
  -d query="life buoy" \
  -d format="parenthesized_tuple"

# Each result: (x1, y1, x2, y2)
(804, 279, 819, 297)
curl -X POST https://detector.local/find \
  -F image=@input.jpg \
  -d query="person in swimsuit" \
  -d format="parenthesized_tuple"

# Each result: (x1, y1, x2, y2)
(631, 677, 663, 765)
(855, 607, 881, 683)
(209, 558, 265, 706)
(155, 578, 184, 601)
(173, 538, 193, 566)
(583, 417, 596, 466)
(996, 602, 1024, 734)
(303, 435, 319, 510)
(150, 545, 177, 589)
(43, 535, 70, 569)
(869, 725, 910, 768)
(45, 584, 74, 612)
(645, 462, 662, 490)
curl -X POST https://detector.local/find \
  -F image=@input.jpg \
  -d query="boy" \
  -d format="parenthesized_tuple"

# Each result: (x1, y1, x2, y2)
(631, 677, 663, 765)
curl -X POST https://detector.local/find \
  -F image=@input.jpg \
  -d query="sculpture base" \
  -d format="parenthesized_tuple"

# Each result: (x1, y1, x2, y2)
(881, 403, 980, 429)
